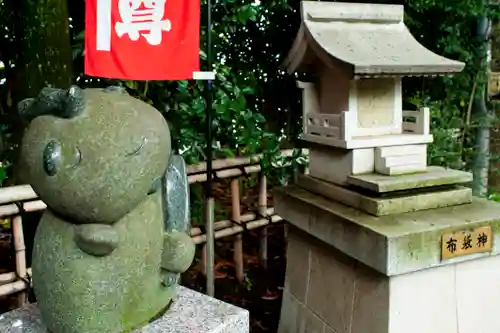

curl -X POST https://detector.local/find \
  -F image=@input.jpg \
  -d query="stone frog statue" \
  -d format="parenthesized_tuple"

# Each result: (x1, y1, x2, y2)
(18, 86, 196, 333)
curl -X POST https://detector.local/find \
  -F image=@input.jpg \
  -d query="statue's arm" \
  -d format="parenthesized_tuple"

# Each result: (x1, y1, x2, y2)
(162, 231, 195, 274)
(74, 224, 119, 257)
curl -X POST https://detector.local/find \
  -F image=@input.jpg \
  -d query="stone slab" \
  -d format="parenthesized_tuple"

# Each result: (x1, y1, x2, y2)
(302, 133, 434, 150)
(275, 186, 500, 276)
(298, 174, 472, 216)
(0, 286, 249, 333)
(347, 166, 472, 193)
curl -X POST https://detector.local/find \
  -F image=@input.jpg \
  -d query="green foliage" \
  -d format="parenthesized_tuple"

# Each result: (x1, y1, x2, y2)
(402, 0, 494, 174)
(68, 0, 496, 179)
(489, 192, 500, 202)
(69, 0, 304, 173)
(0, 0, 495, 193)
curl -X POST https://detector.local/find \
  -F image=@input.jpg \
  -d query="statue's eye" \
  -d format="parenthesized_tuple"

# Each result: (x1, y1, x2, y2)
(43, 140, 62, 176)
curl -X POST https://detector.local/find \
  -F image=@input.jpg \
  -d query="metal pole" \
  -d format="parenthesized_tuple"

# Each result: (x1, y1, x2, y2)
(204, 0, 215, 297)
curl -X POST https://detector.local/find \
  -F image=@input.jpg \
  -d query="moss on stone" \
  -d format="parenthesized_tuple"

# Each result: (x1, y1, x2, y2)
(370, 187, 472, 216)
(21, 88, 194, 333)
(278, 186, 500, 276)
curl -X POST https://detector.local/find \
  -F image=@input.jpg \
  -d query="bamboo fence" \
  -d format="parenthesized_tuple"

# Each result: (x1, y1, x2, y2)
(0, 149, 305, 305)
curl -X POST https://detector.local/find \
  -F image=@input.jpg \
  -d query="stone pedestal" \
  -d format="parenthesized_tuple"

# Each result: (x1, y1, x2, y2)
(0, 287, 249, 333)
(276, 186, 500, 333)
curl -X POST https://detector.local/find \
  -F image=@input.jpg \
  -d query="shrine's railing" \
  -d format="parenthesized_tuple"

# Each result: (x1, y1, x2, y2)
(305, 107, 430, 145)
(403, 107, 430, 135)
(0, 148, 307, 305)
(305, 113, 342, 138)
(304, 112, 354, 141)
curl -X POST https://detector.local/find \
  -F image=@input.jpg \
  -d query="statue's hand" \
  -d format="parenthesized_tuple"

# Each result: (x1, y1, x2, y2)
(74, 224, 119, 257)
(161, 231, 195, 274)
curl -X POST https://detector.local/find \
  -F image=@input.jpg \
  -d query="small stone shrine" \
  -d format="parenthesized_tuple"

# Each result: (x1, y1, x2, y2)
(277, 2, 500, 333)
(0, 86, 249, 333)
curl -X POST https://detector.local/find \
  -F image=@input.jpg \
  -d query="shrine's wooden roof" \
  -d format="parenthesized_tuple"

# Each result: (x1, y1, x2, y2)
(283, 2, 465, 78)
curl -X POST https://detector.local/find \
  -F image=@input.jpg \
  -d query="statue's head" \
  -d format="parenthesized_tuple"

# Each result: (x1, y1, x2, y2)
(19, 86, 171, 224)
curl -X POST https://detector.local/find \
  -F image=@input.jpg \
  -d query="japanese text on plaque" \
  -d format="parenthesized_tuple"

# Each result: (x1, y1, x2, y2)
(441, 226, 493, 260)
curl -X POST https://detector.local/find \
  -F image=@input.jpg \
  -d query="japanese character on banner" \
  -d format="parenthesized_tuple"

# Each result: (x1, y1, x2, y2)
(115, 0, 171, 46)
(84, 0, 200, 81)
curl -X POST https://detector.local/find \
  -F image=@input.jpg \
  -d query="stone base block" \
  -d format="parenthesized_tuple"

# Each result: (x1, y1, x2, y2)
(347, 166, 473, 193)
(279, 225, 500, 333)
(275, 186, 500, 276)
(298, 174, 472, 216)
(0, 287, 249, 333)
(309, 145, 374, 186)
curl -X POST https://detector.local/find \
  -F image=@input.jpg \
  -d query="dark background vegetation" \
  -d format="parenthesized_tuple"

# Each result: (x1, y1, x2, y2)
(0, 0, 498, 175)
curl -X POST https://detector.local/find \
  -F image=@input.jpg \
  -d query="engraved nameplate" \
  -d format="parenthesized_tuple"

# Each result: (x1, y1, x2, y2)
(441, 226, 493, 260)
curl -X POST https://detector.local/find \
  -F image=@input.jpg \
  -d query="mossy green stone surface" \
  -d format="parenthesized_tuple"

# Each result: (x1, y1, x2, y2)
(275, 186, 500, 276)
(19, 87, 195, 333)
(298, 174, 472, 216)
(19, 88, 171, 225)
(32, 193, 173, 333)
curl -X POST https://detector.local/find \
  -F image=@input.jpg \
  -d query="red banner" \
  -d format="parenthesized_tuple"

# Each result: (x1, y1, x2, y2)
(85, 0, 200, 80)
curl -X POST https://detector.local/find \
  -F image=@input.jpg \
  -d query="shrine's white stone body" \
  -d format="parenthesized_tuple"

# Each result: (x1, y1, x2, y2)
(284, 1, 463, 180)
(277, 2, 500, 333)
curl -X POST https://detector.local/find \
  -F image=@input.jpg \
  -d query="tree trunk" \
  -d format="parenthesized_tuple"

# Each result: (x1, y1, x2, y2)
(472, 87, 490, 197)
(7, 0, 73, 102)
(471, 13, 491, 197)
(3, 0, 73, 184)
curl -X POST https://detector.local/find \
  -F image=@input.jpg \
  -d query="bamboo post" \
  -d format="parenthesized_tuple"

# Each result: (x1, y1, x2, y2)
(0, 149, 306, 212)
(0, 215, 285, 297)
(190, 208, 274, 237)
(231, 179, 244, 282)
(187, 149, 299, 174)
(191, 214, 283, 244)
(12, 215, 27, 305)
(258, 173, 268, 270)
(0, 185, 37, 205)
(201, 244, 207, 276)
(0, 200, 47, 217)
(0, 150, 305, 301)
(0, 280, 29, 297)
(0, 268, 32, 286)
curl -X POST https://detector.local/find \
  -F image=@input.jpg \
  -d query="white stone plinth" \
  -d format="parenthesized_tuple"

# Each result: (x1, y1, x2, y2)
(280, 225, 500, 333)
(276, 186, 500, 333)
(0, 287, 249, 333)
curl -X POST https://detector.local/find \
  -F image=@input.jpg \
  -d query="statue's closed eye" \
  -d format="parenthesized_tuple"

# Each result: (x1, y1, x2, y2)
(70, 147, 82, 168)
(126, 137, 146, 157)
